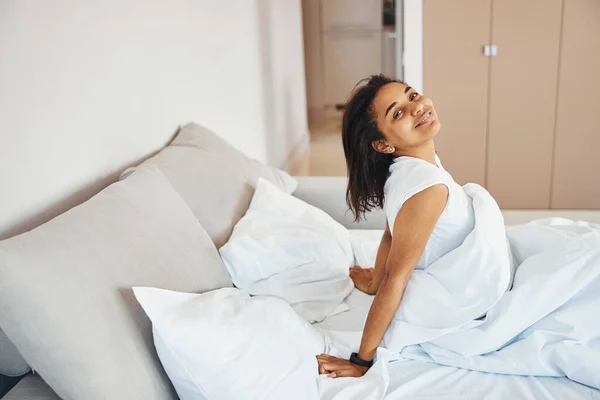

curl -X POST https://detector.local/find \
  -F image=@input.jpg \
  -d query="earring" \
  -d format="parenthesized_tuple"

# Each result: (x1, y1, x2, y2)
(387, 146, 395, 153)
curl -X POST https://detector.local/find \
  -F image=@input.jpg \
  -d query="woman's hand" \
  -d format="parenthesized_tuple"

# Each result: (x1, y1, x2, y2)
(316, 354, 368, 378)
(350, 266, 374, 294)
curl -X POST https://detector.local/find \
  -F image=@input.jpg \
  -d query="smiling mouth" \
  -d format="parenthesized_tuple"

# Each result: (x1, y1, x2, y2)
(415, 111, 433, 128)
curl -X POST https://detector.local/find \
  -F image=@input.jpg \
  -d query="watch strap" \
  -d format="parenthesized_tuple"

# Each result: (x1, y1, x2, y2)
(349, 352, 374, 368)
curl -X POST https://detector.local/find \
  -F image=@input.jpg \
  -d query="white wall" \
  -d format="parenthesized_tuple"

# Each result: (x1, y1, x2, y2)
(259, 0, 309, 167)
(0, 0, 308, 239)
(301, 0, 325, 115)
(402, 0, 423, 93)
(395, 0, 405, 80)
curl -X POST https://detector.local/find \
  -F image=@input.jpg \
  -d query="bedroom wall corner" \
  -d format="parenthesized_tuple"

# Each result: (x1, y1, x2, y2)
(257, 0, 310, 170)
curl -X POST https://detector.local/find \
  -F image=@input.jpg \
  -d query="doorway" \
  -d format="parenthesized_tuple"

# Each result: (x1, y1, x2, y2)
(295, 0, 406, 176)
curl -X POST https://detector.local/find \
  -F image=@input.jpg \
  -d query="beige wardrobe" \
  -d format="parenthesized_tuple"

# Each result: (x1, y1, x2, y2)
(423, 0, 600, 209)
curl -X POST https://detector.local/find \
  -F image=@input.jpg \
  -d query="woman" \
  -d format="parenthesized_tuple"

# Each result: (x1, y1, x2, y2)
(317, 74, 475, 378)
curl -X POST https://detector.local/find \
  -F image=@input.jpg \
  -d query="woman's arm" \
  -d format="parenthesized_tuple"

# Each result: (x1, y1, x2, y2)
(318, 184, 448, 377)
(357, 184, 448, 362)
(351, 222, 391, 295)
(367, 222, 392, 294)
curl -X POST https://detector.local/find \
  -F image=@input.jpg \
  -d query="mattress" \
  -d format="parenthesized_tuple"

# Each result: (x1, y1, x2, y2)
(314, 289, 600, 400)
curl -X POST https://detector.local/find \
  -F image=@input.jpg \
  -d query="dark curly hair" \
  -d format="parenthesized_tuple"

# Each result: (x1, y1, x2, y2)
(342, 74, 405, 221)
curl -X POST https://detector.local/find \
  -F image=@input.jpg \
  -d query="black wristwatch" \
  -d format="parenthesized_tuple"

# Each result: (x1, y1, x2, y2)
(349, 352, 374, 368)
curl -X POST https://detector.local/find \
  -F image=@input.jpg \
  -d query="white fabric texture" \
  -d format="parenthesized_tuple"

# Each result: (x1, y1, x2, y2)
(378, 185, 600, 390)
(384, 155, 475, 269)
(133, 287, 327, 400)
(313, 289, 599, 400)
(394, 217, 600, 390)
(315, 207, 600, 396)
(381, 357, 600, 400)
(348, 229, 384, 268)
(383, 183, 514, 349)
(219, 178, 354, 322)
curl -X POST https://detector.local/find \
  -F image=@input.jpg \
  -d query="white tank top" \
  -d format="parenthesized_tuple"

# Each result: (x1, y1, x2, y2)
(383, 155, 475, 269)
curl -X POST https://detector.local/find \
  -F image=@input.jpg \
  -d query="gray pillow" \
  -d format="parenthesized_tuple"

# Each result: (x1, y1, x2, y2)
(0, 329, 29, 377)
(123, 122, 297, 249)
(0, 165, 232, 400)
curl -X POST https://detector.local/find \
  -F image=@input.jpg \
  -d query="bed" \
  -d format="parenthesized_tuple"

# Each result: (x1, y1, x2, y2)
(4, 277, 599, 400)
(315, 289, 600, 399)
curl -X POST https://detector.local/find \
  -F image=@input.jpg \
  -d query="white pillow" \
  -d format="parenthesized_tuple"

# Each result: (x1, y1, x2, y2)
(219, 178, 354, 322)
(133, 287, 326, 400)
(349, 229, 385, 268)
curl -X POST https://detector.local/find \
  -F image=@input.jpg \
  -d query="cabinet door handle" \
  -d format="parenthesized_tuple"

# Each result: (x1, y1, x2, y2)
(483, 44, 499, 57)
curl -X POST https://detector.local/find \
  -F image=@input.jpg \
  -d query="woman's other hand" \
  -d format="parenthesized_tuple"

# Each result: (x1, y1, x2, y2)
(316, 354, 368, 378)
(350, 266, 374, 294)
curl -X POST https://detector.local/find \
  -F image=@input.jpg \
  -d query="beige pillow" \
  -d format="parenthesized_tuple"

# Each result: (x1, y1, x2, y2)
(124, 122, 297, 248)
(0, 165, 232, 400)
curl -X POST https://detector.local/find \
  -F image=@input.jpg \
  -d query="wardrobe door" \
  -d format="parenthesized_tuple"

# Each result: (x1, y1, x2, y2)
(321, 0, 382, 32)
(322, 32, 382, 106)
(423, 0, 491, 186)
(551, 0, 600, 209)
(486, 0, 562, 208)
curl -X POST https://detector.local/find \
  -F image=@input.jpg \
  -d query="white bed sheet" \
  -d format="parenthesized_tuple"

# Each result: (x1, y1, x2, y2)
(314, 289, 600, 400)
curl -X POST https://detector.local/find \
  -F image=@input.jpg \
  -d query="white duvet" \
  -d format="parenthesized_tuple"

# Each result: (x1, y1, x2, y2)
(320, 183, 600, 397)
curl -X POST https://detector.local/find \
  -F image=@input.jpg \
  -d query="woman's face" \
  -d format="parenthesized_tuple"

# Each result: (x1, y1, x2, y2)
(370, 82, 441, 154)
